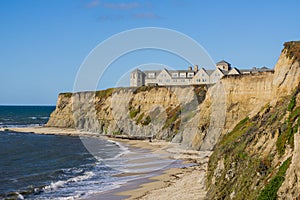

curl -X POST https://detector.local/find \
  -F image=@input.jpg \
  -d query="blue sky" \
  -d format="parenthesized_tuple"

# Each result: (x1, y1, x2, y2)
(0, 0, 299, 105)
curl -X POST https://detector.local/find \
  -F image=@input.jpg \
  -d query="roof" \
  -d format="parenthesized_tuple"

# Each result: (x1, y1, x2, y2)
(131, 68, 145, 73)
(230, 67, 241, 74)
(206, 70, 215, 76)
(216, 60, 230, 65)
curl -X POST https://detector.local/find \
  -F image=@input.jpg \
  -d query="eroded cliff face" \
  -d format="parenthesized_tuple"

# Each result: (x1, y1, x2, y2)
(47, 41, 300, 198)
(206, 41, 300, 199)
(46, 86, 212, 149)
(47, 42, 300, 154)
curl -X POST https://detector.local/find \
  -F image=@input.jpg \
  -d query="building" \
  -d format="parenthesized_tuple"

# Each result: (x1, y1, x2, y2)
(130, 60, 273, 87)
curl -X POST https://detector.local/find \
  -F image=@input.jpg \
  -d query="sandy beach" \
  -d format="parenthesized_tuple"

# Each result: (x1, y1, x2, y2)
(7, 126, 210, 200)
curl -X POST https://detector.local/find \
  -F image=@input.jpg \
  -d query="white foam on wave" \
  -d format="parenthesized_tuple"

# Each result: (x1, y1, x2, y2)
(105, 140, 131, 160)
(16, 193, 24, 200)
(43, 171, 95, 192)
(28, 116, 49, 120)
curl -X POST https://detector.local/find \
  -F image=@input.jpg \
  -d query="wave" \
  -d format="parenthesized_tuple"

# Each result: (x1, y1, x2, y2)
(0, 124, 42, 128)
(43, 171, 94, 191)
(105, 140, 130, 160)
(28, 116, 49, 120)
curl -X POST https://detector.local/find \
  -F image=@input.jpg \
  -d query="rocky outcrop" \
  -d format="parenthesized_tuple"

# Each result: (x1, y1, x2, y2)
(206, 41, 300, 200)
(46, 86, 211, 149)
(47, 41, 300, 198)
(46, 93, 75, 128)
(47, 41, 300, 154)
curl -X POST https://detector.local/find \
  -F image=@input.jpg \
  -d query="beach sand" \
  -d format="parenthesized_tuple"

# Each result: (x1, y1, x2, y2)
(8, 127, 210, 200)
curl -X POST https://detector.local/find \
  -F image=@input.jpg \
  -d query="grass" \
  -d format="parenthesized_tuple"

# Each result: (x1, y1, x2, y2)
(162, 106, 181, 131)
(219, 117, 249, 146)
(276, 86, 300, 156)
(136, 113, 144, 124)
(257, 157, 292, 200)
(113, 130, 122, 135)
(60, 92, 72, 98)
(95, 88, 114, 99)
(287, 95, 296, 111)
(276, 105, 300, 156)
(141, 115, 151, 125)
(129, 107, 140, 118)
(289, 106, 300, 122)
(206, 89, 299, 200)
(133, 85, 156, 94)
(284, 41, 300, 62)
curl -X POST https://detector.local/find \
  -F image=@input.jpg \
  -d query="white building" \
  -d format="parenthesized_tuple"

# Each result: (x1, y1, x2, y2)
(130, 60, 272, 87)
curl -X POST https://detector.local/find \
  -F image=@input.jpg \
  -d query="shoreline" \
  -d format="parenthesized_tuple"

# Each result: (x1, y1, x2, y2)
(6, 126, 210, 200)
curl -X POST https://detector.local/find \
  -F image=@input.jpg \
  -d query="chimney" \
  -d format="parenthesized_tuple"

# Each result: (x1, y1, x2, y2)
(188, 66, 192, 71)
(194, 65, 199, 72)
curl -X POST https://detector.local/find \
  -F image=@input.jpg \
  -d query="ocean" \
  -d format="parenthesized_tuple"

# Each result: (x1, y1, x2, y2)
(0, 106, 179, 200)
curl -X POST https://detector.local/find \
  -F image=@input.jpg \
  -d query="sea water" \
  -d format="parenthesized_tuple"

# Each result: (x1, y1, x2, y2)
(0, 106, 179, 200)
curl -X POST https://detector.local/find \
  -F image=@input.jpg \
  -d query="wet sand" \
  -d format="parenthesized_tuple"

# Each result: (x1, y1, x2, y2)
(7, 126, 210, 200)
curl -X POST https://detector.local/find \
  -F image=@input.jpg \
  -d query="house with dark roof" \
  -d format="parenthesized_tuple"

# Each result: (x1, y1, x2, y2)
(130, 60, 273, 86)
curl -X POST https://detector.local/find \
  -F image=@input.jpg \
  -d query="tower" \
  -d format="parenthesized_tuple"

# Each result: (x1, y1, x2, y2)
(130, 69, 145, 87)
(216, 60, 231, 71)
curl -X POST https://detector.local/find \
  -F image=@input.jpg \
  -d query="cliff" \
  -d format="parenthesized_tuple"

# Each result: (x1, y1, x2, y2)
(47, 41, 300, 198)
(47, 85, 211, 149)
(206, 41, 300, 199)
(47, 42, 299, 149)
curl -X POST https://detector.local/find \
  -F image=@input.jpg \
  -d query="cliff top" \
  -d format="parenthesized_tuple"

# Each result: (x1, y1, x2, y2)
(283, 41, 300, 61)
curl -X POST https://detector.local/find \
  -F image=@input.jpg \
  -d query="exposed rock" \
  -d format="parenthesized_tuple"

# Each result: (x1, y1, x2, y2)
(47, 41, 300, 152)
(206, 41, 300, 200)
(278, 129, 300, 199)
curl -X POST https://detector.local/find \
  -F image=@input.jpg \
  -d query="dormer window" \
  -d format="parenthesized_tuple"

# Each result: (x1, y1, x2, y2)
(148, 73, 155, 78)
(180, 73, 186, 78)
(172, 73, 178, 77)
(187, 72, 194, 77)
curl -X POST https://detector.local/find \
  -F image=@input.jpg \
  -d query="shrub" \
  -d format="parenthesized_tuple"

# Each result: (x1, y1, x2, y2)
(141, 115, 151, 125)
(136, 113, 144, 124)
(61, 92, 72, 98)
(129, 107, 140, 118)
(113, 130, 122, 135)
(257, 157, 292, 200)
(95, 88, 114, 99)
(288, 95, 296, 111)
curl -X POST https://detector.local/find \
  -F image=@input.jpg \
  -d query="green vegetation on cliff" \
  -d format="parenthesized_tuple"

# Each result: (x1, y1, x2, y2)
(257, 157, 292, 200)
(95, 88, 114, 99)
(207, 84, 300, 200)
(284, 41, 300, 62)
(60, 92, 72, 98)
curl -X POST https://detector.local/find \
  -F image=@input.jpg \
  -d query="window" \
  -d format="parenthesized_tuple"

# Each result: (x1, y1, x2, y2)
(202, 78, 206, 82)
(197, 79, 201, 82)
(181, 79, 185, 82)
(166, 79, 170, 83)
(148, 73, 155, 78)
(173, 79, 177, 82)
(172, 73, 178, 77)
(180, 73, 186, 78)
(188, 73, 194, 77)
(158, 80, 162, 83)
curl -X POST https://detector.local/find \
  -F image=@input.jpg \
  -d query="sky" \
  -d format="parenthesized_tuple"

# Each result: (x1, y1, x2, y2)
(0, 0, 299, 105)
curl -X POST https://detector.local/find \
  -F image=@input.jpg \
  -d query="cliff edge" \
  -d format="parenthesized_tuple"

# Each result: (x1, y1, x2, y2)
(206, 41, 300, 199)
(47, 41, 300, 198)
(47, 42, 299, 151)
